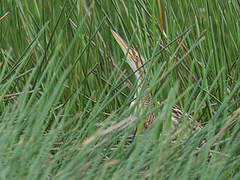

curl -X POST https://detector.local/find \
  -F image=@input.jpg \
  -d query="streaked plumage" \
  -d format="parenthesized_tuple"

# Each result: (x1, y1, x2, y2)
(111, 30, 201, 131)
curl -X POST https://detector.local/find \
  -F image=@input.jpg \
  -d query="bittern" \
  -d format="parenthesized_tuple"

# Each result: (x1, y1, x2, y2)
(111, 30, 200, 131)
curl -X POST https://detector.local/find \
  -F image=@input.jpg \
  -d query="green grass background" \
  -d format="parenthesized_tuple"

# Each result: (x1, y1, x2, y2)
(0, 0, 240, 179)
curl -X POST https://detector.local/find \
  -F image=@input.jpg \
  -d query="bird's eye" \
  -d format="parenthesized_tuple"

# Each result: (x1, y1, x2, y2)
(131, 48, 139, 57)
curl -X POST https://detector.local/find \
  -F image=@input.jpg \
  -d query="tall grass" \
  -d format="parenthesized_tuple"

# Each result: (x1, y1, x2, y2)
(0, 0, 239, 179)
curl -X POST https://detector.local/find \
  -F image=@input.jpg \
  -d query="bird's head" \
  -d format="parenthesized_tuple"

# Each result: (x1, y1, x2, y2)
(111, 30, 145, 80)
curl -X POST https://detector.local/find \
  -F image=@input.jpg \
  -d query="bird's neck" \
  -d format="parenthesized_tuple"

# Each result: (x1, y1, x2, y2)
(126, 59, 144, 93)
(127, 55, 145, 79)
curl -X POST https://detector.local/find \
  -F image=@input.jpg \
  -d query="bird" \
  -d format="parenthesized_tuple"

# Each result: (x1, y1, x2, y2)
(111, 29, 201, 132)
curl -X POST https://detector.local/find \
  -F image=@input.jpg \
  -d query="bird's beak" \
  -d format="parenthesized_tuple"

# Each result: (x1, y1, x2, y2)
(111, 30, 129, 55)
(111, 30, 140, 64)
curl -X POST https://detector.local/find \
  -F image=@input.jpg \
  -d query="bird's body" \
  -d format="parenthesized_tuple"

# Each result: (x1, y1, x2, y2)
(111, 30, 200, 132)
